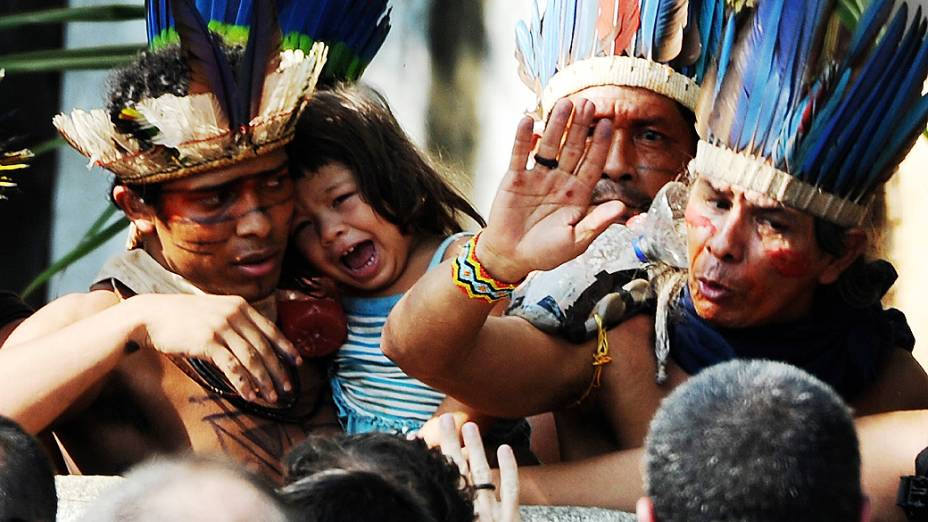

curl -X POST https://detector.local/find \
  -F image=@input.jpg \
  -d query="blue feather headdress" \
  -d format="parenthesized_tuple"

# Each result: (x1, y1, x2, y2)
(694, 0, 928, 227)
(53, 0, 390, 184)
(515, 0, 727, 119)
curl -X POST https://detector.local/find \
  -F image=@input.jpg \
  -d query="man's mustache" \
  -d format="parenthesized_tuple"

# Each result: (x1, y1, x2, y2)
(590, 179, 652, 211)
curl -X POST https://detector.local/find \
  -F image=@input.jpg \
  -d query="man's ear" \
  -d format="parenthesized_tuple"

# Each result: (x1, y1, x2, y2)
(113, 185, 157, 235)
(818, 227, 866, 286)
(636, 497, 657, 522)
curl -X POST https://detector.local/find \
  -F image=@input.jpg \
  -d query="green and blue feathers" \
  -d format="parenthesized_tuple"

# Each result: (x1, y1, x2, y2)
(146, 0, 391, 83)
(702, 0, 928, 203)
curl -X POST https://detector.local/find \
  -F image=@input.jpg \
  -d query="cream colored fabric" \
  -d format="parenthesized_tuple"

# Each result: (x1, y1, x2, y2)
(94, 248, 276, 320)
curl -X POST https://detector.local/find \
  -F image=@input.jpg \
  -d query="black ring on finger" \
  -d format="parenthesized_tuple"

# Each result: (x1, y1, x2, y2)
(473, 483, 497, 491)
(533, 153, 559, 169)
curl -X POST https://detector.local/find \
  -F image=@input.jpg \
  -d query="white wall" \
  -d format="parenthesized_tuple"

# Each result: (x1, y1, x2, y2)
(50, 0, 144, 298)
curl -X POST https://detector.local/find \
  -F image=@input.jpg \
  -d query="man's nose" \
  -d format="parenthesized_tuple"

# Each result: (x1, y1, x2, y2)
(705, 210, 747, 263)
(602, 131, 637, 184)
(234, 189, 272, 238)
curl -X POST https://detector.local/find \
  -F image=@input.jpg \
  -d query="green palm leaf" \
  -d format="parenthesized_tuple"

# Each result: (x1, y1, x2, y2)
(0, 5, 145, 31)
(21, 209, 129, 299)
(30, 138, 66, 158)
(0, 44, 143, 72)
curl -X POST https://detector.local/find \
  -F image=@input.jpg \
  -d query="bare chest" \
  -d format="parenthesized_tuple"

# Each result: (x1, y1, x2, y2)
(55, 349, 337, 483)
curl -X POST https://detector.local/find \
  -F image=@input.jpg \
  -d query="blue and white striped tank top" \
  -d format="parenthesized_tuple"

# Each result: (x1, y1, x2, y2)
(330, 233, 470, 434)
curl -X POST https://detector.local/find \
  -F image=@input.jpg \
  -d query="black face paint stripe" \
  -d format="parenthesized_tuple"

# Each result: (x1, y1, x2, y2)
(172, 197, 292, 226)
(634, 164, 679, 175)
(174, 244, 218, 256)
(176, 236, 228, 246)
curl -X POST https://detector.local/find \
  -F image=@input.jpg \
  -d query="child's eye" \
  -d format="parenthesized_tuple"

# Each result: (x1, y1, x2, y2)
(707, 198, 731, 211)
(332, 192, 355, 207)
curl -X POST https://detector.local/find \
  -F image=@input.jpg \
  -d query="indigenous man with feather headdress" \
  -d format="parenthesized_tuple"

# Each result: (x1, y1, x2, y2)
(418, 0, 722, 454)
(384, 0, 928, 513)
(0, 0, 390, 482)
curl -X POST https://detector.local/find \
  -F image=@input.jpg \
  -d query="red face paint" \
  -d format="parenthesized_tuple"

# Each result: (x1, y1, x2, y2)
(766, 248, 809, 278)
(684, 205, 716, 234)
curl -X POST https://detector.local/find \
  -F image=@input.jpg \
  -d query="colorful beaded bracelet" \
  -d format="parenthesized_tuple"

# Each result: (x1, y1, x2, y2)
(452, 233, 521, 303)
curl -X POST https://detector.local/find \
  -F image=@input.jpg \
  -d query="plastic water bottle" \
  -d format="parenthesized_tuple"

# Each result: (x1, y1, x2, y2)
(506, 181, 689, 335)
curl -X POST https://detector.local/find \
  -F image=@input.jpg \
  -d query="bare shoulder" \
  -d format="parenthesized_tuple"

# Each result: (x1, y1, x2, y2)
(852, 348, 928, 416)
(4, 290, 120, 347)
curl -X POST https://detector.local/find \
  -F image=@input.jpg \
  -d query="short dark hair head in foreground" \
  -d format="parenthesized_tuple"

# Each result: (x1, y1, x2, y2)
(281, 432, 474, 522)
(280, 468, 437, 522)
(0, 415, 57, 522)
(644, 359, 863, 522)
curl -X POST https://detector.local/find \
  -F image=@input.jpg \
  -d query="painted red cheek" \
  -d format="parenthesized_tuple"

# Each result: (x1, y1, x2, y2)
(767, 248, 809, 278)
(684, 206, 716, 234)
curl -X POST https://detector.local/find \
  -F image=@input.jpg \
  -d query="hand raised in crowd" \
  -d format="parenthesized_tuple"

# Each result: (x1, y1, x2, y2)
(418, 410, 469, 449)
(476, 98, 623, 283)
(125, 293, 301, 404)
(437, 414, 521, 522)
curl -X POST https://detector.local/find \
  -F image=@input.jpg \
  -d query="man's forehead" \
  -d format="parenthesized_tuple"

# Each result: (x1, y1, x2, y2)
(566, 84, 680, 121)
(697, 175, 795, 211)
(163, 150, 289, 191)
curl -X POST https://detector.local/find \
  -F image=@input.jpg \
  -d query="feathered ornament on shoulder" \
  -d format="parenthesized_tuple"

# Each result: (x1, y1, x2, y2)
(515, 0, 728, 119)
(55, 0, 391, 184)
(694, 0, 928, 227)
(0, 147, 31, 198)
(0, 71, 32, 198)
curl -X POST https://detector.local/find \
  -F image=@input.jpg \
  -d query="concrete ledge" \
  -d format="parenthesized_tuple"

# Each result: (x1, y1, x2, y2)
(522, 506, 635, 521)
(56, 476, 635, 521)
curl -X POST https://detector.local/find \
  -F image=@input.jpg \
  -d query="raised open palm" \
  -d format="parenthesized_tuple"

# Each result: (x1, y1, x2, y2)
(476, 99, 623, 283)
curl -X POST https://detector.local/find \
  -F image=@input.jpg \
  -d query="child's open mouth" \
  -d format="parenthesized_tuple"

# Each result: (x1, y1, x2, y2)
(340, 240, 379, 278)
